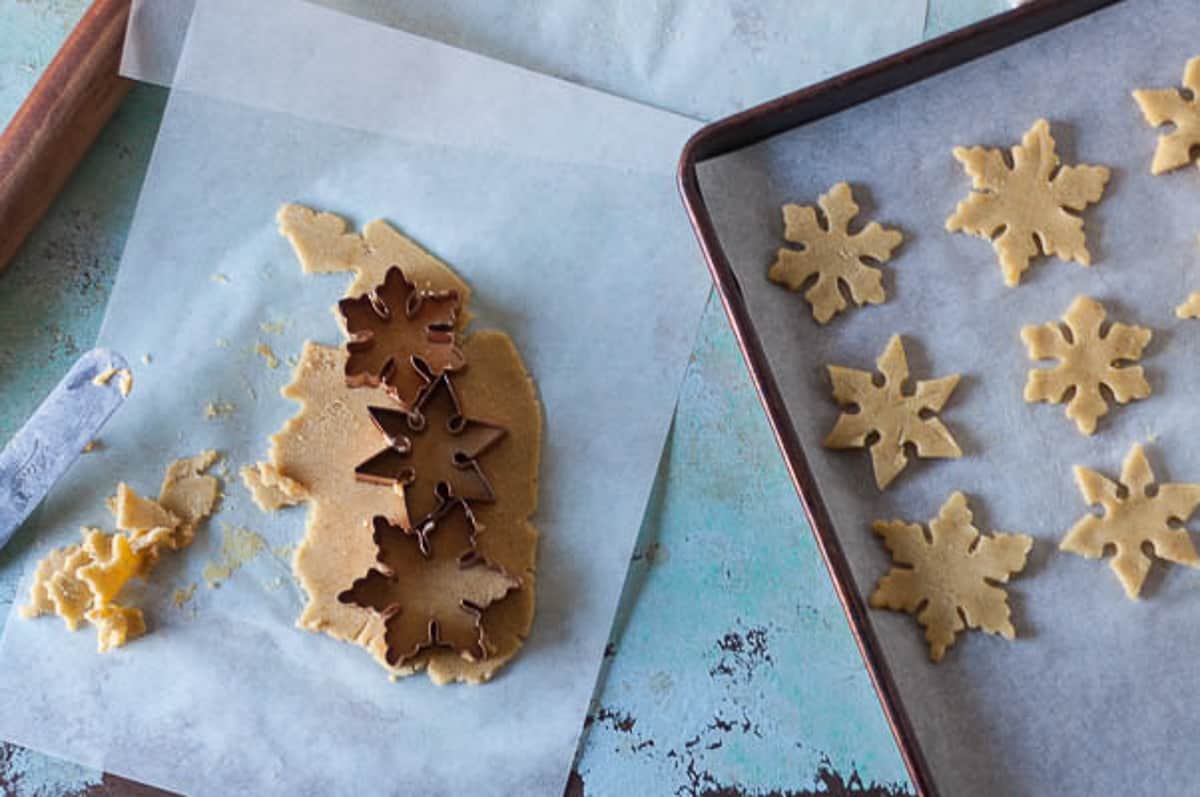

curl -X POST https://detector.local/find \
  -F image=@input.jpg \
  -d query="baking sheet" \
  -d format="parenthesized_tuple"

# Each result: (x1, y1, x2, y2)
(119, 0, 928, 119)
(0, 1, 710, 795)
(697, 0, 1200, 794)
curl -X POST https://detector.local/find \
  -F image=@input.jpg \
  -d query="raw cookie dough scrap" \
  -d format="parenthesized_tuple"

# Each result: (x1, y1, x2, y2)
(21, 452, 221, 651)
(871, 492, 1032, 663)
(245, 205, 541, 685)
(1133, 56, 1200, 175)
(1021, 296, 1151, 436)
(947, 119, 1110, 287)
(824, 334, 961, 489)
(767, 182, 903, 324)
(1062, 443, 1200, 600)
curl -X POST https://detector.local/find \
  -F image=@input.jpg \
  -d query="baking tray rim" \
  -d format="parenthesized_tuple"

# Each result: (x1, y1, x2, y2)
(675, 0, 1125, 794)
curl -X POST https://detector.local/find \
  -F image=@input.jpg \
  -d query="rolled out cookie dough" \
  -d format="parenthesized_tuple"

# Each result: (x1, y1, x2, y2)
(248, 205, 540, 684)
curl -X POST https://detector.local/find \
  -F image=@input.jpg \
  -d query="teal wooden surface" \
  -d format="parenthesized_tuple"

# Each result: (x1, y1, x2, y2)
(0, 2, 1003, 794)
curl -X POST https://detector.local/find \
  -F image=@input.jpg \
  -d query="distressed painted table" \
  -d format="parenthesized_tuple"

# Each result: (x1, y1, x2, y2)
(0, 1, 1002, 794)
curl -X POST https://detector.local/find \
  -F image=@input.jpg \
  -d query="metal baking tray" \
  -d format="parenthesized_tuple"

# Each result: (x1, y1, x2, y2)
(675, 1, 1161, 794)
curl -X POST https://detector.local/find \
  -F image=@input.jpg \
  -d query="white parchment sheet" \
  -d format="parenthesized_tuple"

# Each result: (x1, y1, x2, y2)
(0, 1, 710, 794)
(698, 0, 1200, 794)
(119, 0, 927, 120)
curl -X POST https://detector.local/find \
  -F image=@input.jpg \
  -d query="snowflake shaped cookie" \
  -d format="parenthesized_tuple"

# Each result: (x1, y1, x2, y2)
(1062, 444, 1200, 599)
(871, 492, 1032, 663)
(768, 182, 903, 324)
(947, 119, 1110, 286)
(1022, 296, 1151, 436)
(1133, 56, 1200, 175)
(824, 335, 961, 489)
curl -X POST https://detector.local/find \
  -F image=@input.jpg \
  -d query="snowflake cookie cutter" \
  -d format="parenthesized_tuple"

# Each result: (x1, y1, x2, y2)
(355, 374, 507, 531)
(337, 500, 518, 667)
(338, 265, 466, 406)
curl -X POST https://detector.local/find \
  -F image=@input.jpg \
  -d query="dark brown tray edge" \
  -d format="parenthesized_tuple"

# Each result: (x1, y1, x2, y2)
(676, 1, 1123, 795)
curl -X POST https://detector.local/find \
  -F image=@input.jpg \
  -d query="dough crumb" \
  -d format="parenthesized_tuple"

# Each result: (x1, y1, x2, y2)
(203, 525, 267, 588)
(215, 337, 230, 349)
(204, 401, 236, 420)
(82, 440, 100, 453)
(241, 462, 310, 511)
(1178, 292, 1200, 319)
(259, 320, 288, 334)
(112, 482, 179, 534)
(141, 353, 152, 365)
(94, 367, 135, 396)
(21, 452, 222, 652)
(211, 272, 230, 284)
(255, 342, 280, 369)
(172, 583, 197, 609)
(88, 605, 146, 653)
(91, 366, 117, 386)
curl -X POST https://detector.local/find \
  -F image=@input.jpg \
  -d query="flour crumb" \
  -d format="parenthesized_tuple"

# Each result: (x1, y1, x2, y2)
(172, 583, 197, 609)
(215, 338, 230, 349)
(141, 353, 152, 365)
(203, 525, 267, 588)
(204, 401, 236, 420)
(255, 342, 280, 369)
(259, 320, 288, 335)
(211, 273, 230, 284)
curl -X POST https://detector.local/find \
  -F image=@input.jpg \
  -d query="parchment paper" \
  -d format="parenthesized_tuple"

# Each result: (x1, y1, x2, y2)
(119, 0, 927, 119)
(0, 1, 710, 794)
(698, 0, 1200, 793)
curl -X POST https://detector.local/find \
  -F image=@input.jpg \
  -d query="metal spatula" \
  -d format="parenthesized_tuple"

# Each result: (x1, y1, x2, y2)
(0, 348, 129, 550)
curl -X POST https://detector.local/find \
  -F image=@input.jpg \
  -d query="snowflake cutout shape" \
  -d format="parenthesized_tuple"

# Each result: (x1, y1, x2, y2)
(1133, 56, 1200, 175)
(824, 334, 961, 489)
(338, 502, 518, 666)
(871, 492, 1032, 663)
(1022, 296, 1152, 436)
(338, 265, 466, 406)
(767, 182, 903, 324)
(1062, 444, 1200, 600)
(946, 119, 1110, 286)
(355, 375, 506, 529)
